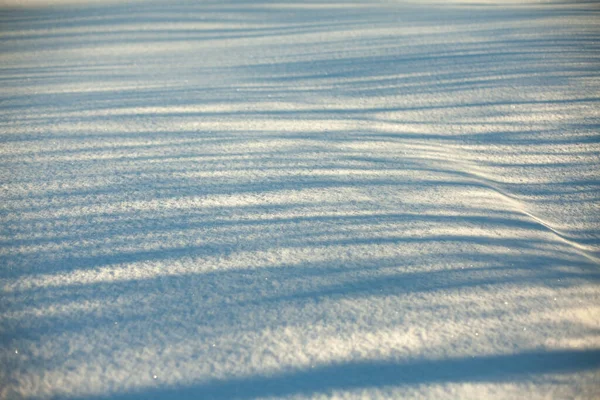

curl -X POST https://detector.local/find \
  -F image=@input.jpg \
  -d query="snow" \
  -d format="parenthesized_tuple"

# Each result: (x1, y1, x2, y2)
(1, 0, 599, 398)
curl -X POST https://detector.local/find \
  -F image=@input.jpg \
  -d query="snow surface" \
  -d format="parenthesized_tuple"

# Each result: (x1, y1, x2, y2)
(1, 0, 599, 399)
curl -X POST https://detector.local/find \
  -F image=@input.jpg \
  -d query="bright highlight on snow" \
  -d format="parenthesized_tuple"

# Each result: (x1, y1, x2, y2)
(1, 0, 599, 399)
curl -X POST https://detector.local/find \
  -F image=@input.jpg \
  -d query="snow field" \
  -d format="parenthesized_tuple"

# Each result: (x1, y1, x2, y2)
(1, 1, 599, 398)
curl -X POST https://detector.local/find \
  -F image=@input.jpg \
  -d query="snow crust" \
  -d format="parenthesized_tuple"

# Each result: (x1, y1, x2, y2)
(1, 0, 599, 398)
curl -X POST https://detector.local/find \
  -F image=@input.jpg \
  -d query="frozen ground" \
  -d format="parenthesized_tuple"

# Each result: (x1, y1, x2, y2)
(1, 0, 599, 398)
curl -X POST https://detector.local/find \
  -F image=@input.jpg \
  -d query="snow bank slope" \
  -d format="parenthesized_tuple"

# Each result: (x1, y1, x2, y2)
(1, 1, 599, 399)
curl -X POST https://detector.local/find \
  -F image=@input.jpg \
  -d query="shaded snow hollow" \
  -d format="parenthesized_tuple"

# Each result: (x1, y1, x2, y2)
(1, 0, 599, 399)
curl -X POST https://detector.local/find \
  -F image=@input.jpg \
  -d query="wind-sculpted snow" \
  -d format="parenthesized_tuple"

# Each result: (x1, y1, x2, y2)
(1, 1, 599, 399)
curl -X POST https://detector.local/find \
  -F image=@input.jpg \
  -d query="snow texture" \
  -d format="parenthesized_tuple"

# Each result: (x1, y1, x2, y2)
(1, 0, 599, 399)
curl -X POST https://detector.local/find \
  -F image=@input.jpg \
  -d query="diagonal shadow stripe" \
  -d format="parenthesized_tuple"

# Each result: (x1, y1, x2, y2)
(84, 349, 600, 400)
